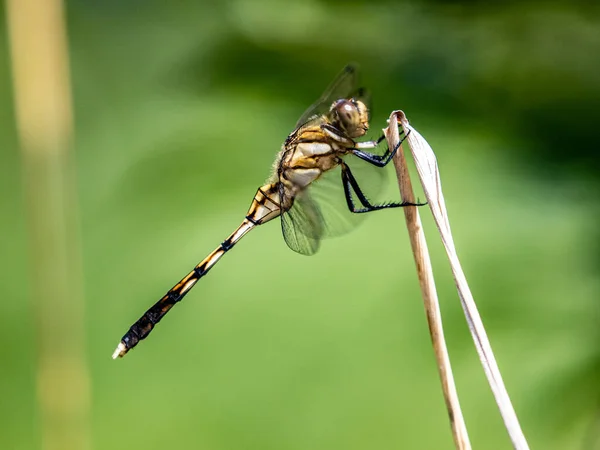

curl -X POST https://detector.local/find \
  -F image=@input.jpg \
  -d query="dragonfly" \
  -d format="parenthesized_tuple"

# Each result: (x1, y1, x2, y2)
(112, 64, 423, 359)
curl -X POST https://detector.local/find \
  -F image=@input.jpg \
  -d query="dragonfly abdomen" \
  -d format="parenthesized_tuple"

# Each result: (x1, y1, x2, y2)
(113, 244, 229, 358)
(112, 184, 284, 358)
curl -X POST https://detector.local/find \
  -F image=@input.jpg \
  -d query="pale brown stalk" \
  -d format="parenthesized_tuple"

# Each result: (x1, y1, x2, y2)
(390, 111, 529, 449)
(6, 1, 91, 449)
(384, 114, 471, 450)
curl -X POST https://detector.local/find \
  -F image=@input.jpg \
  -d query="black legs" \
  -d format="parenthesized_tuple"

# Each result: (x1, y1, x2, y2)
(350, 129, 409, 168)
(343, 128, 424, 213)
(341, 162, 424, 214)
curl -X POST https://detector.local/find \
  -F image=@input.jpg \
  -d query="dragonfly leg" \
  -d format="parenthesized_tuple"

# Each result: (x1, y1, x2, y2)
(355, 133, 389, 148)
(341, 162, 424, 213)
(351, 129, 410, 168)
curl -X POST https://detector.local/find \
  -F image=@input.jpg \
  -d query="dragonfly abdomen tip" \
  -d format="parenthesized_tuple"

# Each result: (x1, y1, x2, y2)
(112, 342, 126, 359)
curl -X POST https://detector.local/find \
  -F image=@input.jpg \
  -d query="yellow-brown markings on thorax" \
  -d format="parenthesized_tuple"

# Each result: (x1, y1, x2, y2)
(284, 125, 353, 170)
(273, 120, 357, 210)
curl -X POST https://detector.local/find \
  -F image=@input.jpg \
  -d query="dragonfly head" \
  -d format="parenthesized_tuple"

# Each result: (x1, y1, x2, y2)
(330, 98, 369, 138)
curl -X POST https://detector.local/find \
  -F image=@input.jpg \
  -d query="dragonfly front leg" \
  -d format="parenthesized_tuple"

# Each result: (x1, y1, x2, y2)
(351, 129, 410, 168)
(341, 162, 423, 213)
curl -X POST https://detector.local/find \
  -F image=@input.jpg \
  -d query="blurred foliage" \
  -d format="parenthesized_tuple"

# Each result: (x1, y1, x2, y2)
(1, 0, 600, 449)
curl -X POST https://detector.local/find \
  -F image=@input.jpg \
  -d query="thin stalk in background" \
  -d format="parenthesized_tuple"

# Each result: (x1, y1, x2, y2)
(6, 1, 91, 450)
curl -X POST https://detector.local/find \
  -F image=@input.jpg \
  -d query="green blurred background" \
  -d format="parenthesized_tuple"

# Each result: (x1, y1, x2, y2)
(2, 1, 600, 449)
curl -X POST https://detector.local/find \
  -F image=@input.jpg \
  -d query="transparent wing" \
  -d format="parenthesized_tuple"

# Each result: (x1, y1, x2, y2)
(280, 189, 324, 256)
(279, 154, 390, 254)
(295, 64, 366, 128)
(309, 153, 387, 238)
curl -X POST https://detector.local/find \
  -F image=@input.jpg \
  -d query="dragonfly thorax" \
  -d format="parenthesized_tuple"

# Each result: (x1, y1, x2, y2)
(329, 99, 369, 139)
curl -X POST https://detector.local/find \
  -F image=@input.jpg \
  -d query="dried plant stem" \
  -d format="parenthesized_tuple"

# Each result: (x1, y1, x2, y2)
(6, 1, 91, 450)
(393, 111, 529, 449)
(384, 116, 471, 449)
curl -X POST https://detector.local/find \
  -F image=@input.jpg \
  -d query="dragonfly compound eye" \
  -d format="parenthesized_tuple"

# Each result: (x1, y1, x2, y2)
(333, 99, 364, 138)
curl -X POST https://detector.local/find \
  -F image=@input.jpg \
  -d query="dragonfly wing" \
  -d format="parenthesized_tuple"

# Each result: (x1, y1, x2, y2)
(295, 64, 366, 128)
(280, 189, 324, 256)
(307, 153, 387, 238)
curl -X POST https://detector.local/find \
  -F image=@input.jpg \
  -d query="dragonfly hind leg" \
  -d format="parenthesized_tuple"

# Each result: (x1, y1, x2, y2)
(341, 162, 424, 213)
